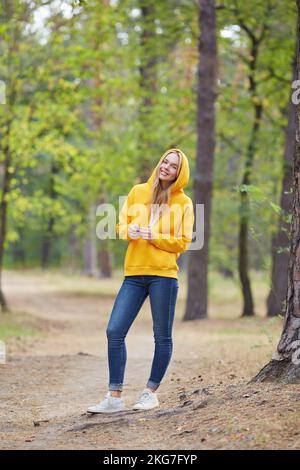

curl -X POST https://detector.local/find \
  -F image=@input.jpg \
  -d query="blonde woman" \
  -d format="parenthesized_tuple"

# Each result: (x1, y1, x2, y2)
(87, 148, 194, 413)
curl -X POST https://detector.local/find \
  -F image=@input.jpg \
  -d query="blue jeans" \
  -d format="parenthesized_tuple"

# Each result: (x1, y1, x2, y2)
(106, 275, 179, 392)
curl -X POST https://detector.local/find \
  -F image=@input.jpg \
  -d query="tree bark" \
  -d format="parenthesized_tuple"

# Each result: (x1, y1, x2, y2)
(184, 0, 217, 320)
(98, 249, 111, 278)
(267, 99, 294, 317)
(252, 1, 300, 382)
(239, 38, 264, 317)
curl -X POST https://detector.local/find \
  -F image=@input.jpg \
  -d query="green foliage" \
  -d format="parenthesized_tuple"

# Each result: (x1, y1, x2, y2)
(0, 0, 297, 275)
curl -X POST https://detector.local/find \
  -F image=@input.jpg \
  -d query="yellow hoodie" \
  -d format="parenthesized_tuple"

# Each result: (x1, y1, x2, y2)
(116, 148, 194, 279)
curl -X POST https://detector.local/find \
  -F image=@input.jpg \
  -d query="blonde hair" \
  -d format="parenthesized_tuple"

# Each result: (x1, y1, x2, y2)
(150, 150, 182, 211)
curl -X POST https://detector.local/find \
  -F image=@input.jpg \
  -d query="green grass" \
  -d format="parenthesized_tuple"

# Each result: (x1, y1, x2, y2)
(0, 322, 39, 341)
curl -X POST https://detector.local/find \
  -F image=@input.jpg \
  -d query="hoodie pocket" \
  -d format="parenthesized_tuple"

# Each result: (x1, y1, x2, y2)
(125, 239, 177, 269)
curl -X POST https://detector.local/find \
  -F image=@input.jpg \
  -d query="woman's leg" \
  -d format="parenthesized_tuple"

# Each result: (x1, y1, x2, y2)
(147, 276, 179, 391)
(106, 276, 148, 393)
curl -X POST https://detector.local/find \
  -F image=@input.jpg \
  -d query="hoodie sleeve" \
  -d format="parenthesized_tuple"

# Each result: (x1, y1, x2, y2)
(149, 202, 194, 254)
(116, 186, 136, 240)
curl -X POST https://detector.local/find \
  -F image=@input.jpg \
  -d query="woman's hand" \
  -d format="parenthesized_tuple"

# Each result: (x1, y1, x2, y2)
(139, 225, 153, 240)
(129, 223, 141, 240)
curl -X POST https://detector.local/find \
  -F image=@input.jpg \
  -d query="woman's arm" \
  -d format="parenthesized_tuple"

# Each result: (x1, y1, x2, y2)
(148, 203, 194, 254)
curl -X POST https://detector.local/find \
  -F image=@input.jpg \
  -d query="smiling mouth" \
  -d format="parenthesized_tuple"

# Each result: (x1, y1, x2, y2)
(160, 170, 169, 176)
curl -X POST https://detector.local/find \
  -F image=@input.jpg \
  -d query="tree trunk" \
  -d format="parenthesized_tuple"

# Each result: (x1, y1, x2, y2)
(41, 162, 58, 269)
(239, 44, 263, 317)
(83, 204, 98, 276)
(67, 224, 81, 273)
(252, 2, 300, 382)
(89, 0, 112, 278)
(137, 1, 159, 182)
(267, 99, 294, 317)
(98, 248, 111, 278)
(41, 217, 55, 269)
(95, 197, 112, 278)
(0, 0, 18, 313)
(0, 129, 11, 312)
(184, 0, 217, 320)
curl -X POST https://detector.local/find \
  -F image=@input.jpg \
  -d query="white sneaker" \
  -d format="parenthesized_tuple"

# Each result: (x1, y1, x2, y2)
(132, 388, 159, 410)
(87, 392, 126, 414)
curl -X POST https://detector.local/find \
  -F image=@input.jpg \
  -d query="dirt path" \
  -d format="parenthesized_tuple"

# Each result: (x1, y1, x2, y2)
(1, 271, 300, 450)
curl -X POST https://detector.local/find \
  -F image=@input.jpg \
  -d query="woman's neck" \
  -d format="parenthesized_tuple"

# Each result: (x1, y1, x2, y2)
(160, 180, 172, 190)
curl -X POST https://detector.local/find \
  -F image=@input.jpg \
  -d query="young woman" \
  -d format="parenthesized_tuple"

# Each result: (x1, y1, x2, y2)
(87, 148, 194, 413)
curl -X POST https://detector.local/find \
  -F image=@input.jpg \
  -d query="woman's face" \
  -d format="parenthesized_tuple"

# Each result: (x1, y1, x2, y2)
(159, 152, 180, 183)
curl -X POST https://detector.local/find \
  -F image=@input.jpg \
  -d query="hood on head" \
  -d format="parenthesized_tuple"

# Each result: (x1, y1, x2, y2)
(147, 148, 190, 194)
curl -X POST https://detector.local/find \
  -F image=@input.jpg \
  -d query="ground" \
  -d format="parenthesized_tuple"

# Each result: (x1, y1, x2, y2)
(0, 269, 299, 450)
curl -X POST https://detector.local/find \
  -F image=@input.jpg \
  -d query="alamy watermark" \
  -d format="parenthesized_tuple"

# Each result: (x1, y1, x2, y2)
(273, 339, 300, 365)
(95, 199, 204, 251)
(0, 340, 6, 364)
(292, 80, 300, 105)
(0, 80, 6, 104)
(290, 340, 300, 365)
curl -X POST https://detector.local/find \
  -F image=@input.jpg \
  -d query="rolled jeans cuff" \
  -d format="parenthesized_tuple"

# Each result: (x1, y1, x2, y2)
(146, 379, 160, 391)
(109, 383, 123, 391)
